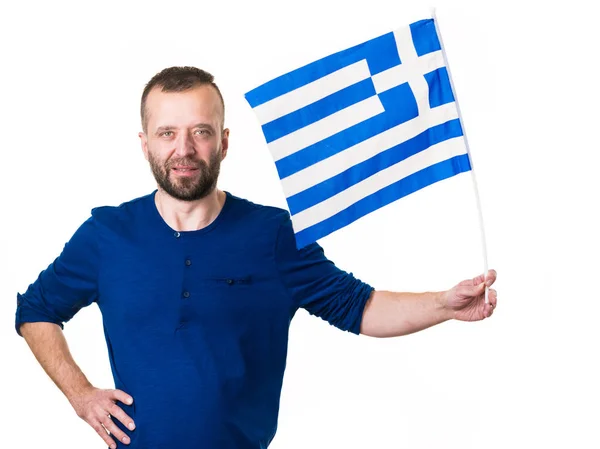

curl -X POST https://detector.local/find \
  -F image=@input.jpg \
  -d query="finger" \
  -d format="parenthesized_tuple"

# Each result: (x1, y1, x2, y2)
(107, 400, 136, 432)
(101, 414, 131, 446)
(458, 274, 483, 287)
(485, 269, 497, 287)
(461, 269, 497, 288)
(485, 302, 494, 318)
(90, 420, 117, 449)
(109, 389, 134, 407)
(489, 289, 498, 308)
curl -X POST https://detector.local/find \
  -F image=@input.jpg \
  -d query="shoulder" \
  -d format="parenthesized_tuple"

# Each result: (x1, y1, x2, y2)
(227, 194, 323, 257)
(224, 192, 297, 253)
(88, 191, 154, 229)
(226, 191, 291, 227)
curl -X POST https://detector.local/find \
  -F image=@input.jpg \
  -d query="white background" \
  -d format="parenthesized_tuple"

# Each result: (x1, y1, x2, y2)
(1, 0, 599, 447)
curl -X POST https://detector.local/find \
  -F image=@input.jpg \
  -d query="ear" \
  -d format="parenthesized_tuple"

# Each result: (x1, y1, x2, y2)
(139, 131, 149, 161)
(221, 128, 230, 160)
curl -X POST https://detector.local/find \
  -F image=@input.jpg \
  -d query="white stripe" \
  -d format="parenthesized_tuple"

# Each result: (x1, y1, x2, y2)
(291, 136, 468, 233)
(371, 51, 445, 94)
(410, 75, 432, 116)
(281, 102, 459, 197)
(253, 60, 372, 125)
(393, 26, 419, 63)
(268, 95, 385, 162)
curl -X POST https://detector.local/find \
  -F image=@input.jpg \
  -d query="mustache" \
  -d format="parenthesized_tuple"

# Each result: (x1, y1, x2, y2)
(166, 158, 204, 169)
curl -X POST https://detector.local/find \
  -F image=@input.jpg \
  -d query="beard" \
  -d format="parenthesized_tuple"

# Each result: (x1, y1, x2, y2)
(148, 150, 221, 201)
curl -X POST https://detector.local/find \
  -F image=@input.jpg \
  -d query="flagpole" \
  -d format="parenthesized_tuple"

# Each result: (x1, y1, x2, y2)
(431, 8, 490, 303)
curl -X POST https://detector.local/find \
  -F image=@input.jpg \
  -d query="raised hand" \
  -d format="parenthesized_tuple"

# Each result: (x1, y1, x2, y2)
(442, 269, 498, 322)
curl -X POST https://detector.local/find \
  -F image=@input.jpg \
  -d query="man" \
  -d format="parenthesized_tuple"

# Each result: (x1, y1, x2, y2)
(16, 66, 498, 449)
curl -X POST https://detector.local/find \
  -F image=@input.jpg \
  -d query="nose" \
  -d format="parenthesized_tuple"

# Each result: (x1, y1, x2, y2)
(174, 131, 196, 157)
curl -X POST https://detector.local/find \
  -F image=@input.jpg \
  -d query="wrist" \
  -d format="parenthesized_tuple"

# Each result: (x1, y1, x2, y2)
(434, 290, 454, 321)
(65, 380, 94, 404)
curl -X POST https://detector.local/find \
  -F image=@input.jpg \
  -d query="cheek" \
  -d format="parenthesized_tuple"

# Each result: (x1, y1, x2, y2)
(147, 148, 167, 167)
(193, 138, 219, 155)
(148, 141, 170, 159)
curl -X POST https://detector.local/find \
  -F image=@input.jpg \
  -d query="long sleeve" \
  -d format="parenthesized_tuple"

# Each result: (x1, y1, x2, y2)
(274, 211, 374, 334)
(15, 213, 99, 336)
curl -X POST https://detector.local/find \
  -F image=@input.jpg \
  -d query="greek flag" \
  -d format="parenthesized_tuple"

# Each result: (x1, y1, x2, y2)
(245, 18, 472, 248)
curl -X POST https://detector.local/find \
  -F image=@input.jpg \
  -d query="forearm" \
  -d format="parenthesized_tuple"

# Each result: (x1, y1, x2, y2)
(20, 322, 93, 402)
(359, 290, 453, 338)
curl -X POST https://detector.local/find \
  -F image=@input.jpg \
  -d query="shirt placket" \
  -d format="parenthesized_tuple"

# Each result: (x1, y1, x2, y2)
(174, 231, 193, 330)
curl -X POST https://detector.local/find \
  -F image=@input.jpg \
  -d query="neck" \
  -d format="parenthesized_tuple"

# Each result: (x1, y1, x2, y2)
(154, 188, 226, 232)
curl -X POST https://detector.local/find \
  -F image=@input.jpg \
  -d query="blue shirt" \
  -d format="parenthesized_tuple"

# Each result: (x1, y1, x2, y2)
(15, 190, 374, 449)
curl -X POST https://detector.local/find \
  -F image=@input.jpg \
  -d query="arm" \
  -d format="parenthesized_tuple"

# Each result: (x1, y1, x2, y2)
(275, 212, 498, 337)
(275, 212, 374, 334)
(20, 322, 94, 402)
(19, 323, 136, 449)
(16, 214, 136, 448)
(360, 270, 498, 338)
(360, 290, 451, 338)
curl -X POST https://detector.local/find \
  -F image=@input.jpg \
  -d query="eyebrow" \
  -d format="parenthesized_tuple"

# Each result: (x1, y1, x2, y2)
(155, 123, 216, 135)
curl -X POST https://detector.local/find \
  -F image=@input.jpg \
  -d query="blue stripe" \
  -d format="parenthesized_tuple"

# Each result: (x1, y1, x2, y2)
(424, 67, 454, 108)
(287, 119, 463, 215)
(275, 82, 418, 179)
(294, 153, 472, 248)
(261, 78, 377, 143)
(410, 19, 441, 57)
(245, 32, 401, 108)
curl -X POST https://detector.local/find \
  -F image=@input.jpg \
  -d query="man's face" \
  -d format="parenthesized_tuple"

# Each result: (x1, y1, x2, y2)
(139, 85, 229, 201)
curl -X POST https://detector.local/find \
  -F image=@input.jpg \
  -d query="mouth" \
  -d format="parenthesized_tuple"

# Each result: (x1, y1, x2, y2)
(172, 166, 199, 176)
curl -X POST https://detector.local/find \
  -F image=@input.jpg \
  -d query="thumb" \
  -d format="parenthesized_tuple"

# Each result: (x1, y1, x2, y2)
(461, 282, 486, 297)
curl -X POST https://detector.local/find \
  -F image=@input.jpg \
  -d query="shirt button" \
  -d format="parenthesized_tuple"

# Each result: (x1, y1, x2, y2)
(185, 259, 192, 266)
(174, 231, 181, 238)
(182, 291, 190, 298)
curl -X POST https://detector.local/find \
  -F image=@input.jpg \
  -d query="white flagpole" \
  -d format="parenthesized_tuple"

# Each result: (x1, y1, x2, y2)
(431, 8, 490, 303)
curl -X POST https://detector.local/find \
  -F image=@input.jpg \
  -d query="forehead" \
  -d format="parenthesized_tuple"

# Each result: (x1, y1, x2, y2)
(145, 84, 223, 129)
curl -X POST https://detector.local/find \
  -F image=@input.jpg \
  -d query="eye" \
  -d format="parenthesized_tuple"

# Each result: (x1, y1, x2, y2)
(194, 129, 210, 136)
(160, 131, 174, 137)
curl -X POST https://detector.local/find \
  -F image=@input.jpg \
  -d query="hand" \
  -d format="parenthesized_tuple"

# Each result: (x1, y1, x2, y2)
(69, 386, 135, 448)
(442, 269, 498, 322)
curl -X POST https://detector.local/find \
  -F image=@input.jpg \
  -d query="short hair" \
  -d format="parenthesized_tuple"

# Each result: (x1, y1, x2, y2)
(140, 66, 225, 133)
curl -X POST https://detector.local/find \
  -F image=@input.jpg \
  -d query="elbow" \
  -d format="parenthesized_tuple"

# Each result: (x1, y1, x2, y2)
(15, 295, 64, 337)
(18, 321, 63, 338)
(358, 293, 391, 338)
(359, 320, 398, 338)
